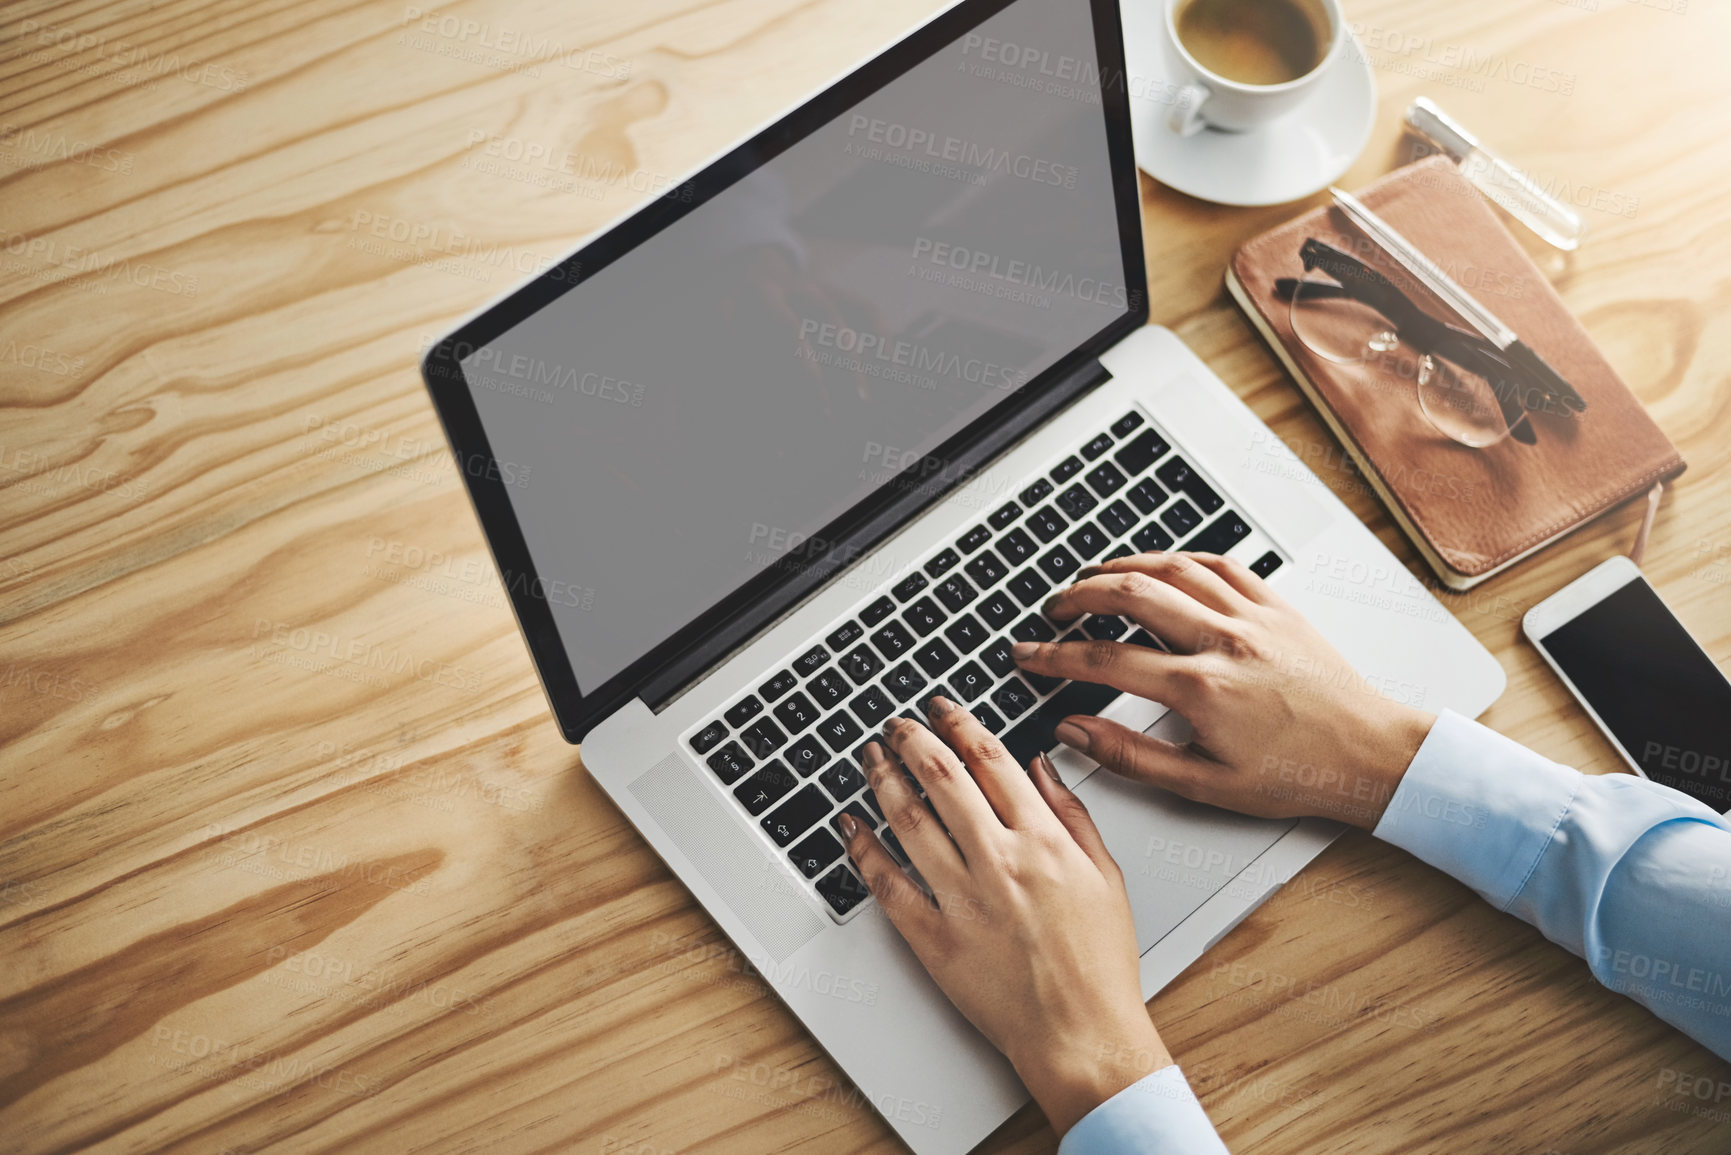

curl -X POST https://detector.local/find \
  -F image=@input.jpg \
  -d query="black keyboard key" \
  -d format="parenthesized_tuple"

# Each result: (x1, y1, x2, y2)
(996, 528, 1036, 565)
(1050, 455, 1084, 483)
(809, 668, 851, 708)
(786, 734, 830, 777)
(1028, 505, 1068, 542)
(957, 525, 992, 554)
(913, 638, 959, 679)
(988, 502, 1022, 531)
(1054, 485, 1097, 519)
(741, 718, 787, 758)
(1114, 429, 1171, 476)
(1110, 411, 1145, 438)
(991, 678, 1039, 720)
(830, 800, 877, 839)
(1084, 615, 1129, 641)
(793, 647, 830, 677)
(944, 613, 989, 654)
(773, 692, 821, 734)
(1011, 615, 1056, 644)
(1187, 510, 1252, 555)
(1081, 432, 1114, 461)
(977, 590, 1019, 629)
(790, 828, 846, 878)
(1068, 523, 1109, 560)
(860, 596, 896, 626)
(1085, 461, 1127, 498)
(1126, 629, 1165, 650)
(1156, 456, 1224, 514)
(903, 597, 947, 636)
(1037, 545, 1081, 583)
(881, 826, 908, 862)
(820, 759, 867, 802)
(762, 784, 832, 846)
(981, 638, 1018, 677)
(690, 721, 727, 755)
(971, 703, 1007, 733)
(850, 686, 895, 727)
(924, 549, 960, 579)
(861, 786, 884, 820)
(1251, 550, 1284, 578)
(883, 662, 928, 701)
(840, 644, 884, 685)
(916, 685, 953, 715)
(1132, 523, 1175, 552)
(872, 620, 915, 658)
(892, 572, 929, 602)
(1098, 500, 1137, 537)
(706, 741, 753, 784)
(826, 620, 864, 650)
(1127, 478, 1166, 515)
(815, 865, 871, 916)
(1105, 544, 1133, 561)
(735, 760, 799, 815)
(1007, 568, 1052, 607)
(950, 661, 991, 701)
(724, 696, 764, 727)
(759, 669, 798, 702)
(933, 575, 977, 613)
(816, 711, 863, 752)
(1001, 677, 1123, 770)
(1161, 500, 1202, 537)
(964, 550, 1008, 588)
(1019, 477, 1055, 506)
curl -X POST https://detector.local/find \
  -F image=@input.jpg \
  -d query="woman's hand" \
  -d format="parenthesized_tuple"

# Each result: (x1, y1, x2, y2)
(1013, 552, 1437, 831)
(839, 700, 1169, 1136)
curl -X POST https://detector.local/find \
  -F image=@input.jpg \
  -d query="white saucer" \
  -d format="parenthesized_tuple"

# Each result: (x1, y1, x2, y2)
(1121, 4, 1378, 207)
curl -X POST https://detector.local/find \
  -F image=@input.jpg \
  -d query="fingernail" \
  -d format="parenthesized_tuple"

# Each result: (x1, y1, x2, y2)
(1053, 720, 1091, 752)
(839, 813, 861, 839)
(861, 741, 886, 770)
(1037, 751, 1058, 781)
(926, 695, 957, 718)
(1073, 565, 1106, 581)
(1010, 641, 1038, 662)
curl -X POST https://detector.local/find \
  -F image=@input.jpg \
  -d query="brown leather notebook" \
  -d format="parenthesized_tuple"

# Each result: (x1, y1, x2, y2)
(1226, 156, 1684, 590)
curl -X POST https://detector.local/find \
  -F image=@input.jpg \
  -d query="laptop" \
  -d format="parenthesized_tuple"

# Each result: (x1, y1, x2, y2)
(419, 0, 1505, 1149)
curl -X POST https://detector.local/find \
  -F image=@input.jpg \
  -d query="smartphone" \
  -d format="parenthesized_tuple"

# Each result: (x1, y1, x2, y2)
(1524, 556, 1731, 813)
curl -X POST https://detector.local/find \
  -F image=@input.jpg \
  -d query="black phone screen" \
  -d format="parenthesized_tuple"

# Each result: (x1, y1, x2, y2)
(1538, 576, 1731, 812)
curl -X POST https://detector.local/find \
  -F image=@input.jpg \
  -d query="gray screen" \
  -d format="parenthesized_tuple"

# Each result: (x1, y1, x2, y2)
(462, 0, 1130, 692)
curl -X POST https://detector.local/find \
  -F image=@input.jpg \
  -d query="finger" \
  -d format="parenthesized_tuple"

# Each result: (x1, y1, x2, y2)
(1053, 715, 1226, 805)
(840, 813, 940, 936)
(1067, 551, 1245, 615)
(862, 740, 966, 882)
(1043, 570, 1232, 652)
(1186, 552, 1281, 606)
(1011, 638, 1198, 713)
(1028, 752, 1120, 878)
(925, 696, 1049, 830)
(882, 716, 1002, 859)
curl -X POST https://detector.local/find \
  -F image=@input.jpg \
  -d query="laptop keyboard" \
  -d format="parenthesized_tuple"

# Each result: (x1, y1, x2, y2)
(685, 409, 1284, 923)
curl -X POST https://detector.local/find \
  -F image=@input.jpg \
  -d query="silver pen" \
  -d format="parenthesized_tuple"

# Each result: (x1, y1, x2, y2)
(1328, 185, 1587, 419)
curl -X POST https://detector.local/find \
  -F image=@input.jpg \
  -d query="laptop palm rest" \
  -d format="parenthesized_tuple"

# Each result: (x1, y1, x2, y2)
(1069, 711, 1296, 955)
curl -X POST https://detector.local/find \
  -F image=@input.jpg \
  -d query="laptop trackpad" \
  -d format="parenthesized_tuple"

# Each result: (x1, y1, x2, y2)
(1072, 752, 1295, 954)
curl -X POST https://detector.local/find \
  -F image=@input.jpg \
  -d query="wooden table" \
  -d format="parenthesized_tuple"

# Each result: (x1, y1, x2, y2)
(3, 0, 1728, 1150)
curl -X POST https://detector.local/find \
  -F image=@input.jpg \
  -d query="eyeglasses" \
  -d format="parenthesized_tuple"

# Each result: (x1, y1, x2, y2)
(1275, 238, 1583, 448)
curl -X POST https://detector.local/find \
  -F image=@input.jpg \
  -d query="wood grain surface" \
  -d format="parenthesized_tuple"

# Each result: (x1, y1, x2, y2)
(3, 0, 1729, 1151)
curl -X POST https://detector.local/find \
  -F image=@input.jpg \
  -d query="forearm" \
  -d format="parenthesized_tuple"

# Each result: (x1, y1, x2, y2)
(1374, 711, 1731, 1061)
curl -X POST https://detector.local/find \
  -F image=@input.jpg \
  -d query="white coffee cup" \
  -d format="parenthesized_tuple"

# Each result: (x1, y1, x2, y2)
(1162, 0, 1346, 136)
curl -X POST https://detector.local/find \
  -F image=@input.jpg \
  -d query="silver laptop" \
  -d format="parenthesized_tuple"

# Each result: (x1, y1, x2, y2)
(420, 0, 1505, 1149)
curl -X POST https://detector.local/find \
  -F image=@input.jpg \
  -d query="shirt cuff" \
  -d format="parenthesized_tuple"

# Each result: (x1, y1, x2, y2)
(1372, 709, 1582, 911)
(1056, 1064, 1228, 1154)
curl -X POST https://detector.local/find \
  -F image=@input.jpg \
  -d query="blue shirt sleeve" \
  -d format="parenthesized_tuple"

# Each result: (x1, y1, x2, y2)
(1057, 1065, 1229, 1154)
(1374, 709, 1731, 1061)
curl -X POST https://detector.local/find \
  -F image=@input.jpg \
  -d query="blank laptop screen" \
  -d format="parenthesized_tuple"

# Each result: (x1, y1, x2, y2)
(460, 0, 1130, 692)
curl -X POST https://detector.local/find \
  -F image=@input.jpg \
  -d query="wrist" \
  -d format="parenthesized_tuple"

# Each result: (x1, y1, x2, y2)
(1012, 1023, 1170, 1137)
(1343, 704, 1436, 832)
